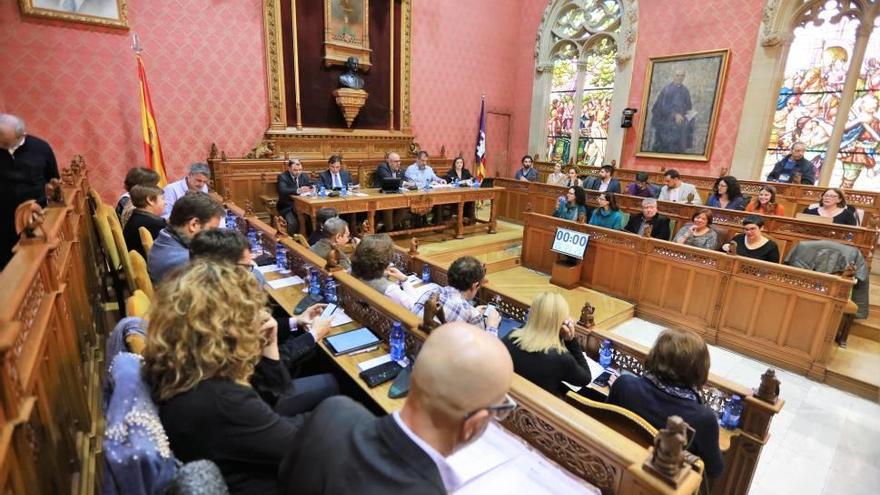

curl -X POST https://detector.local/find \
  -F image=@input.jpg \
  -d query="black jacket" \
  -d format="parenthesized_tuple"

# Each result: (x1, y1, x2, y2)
(502, 335, 591, 397)
(444, 167, 473, 183)
(122, 209, 166, 259)
(372, 162, 404, 187)
(279, 396, 445, 495)
(624, 213, 672, 241)
(276, 171, 313, 215)
(608, 374, 724, 478)
(318, 170, 355, 189)
(767, 155, 815, 184)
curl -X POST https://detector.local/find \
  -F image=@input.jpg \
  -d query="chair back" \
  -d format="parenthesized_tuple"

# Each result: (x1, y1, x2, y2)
(106, 206, 137, 293)
(564, 391, 657, 448)
(291, 233, 310, 247)
(94, 205, 121, 270)
(126, 289, 151, 319)
(129, 250, 155, 299)
(139, 226, 155, 255)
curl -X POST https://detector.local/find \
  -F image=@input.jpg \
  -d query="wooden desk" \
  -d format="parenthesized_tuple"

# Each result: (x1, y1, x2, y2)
(293, 186, 503, 239)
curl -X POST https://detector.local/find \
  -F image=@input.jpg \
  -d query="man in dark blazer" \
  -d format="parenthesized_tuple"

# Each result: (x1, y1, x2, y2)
(318, 155, 356, 190)
(276, 158, 313, 234)
(372, 151, 405, 187)
(624, 198, 672, 240)
(582, 164, 621, 193)
(766, 141, 815, 184)
(279, 322, 515, 495)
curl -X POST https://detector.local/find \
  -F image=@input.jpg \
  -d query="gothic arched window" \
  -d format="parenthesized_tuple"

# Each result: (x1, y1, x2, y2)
(761, 0, 880, 189)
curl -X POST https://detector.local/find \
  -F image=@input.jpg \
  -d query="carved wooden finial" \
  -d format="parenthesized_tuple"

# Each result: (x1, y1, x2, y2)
(221, 150, 228, 161)
(642, 223, 654, 238)
(209, 142, 219, 160)
(45, 178, 64, 206)
(579, 302, 596, 328)
(659, 166, 667, 173)
(727, 240, 738, 255)
(70, 156, 83, 174)
(842, 261, 856, 278)
(755, 368, 781, 404)
(244, 200, 256, 218)
(869, 213, 880, 230)
(326, 247, 344, 272)
(408, 237, 420, 255)
(360, 218, 374, 236)
(439, 145, 446, 158)
(60, 167, 74, 186)
(274, 215, 288, 236)
(15, 200, 46, 240)
(719, 167, 728, 177)
(221, 188, 231, 204)
(766, 202, 777, 215)
(645, 416, 690, 487)
(792, 171, 802, 184)
(610, 159, 617, 167)
(686, 192, 695, 205)
(419, 292, 446, 333)
(525, 202, 533, 213)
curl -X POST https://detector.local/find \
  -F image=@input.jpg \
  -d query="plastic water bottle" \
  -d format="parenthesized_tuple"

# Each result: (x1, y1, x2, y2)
(225, 210, 237, 229)
(323, 278, 337, 304)
(341, 183, 348, 196)
(421, 264, 431, 283)
(318, 184, 327, 197)
(599, 340, 613, 369)
(424, 178, 432, 190)
(308, 267, 321, 297)
(473, 179, 480, 189)
(275, 243, 289, 273)
(247, 228, 264, 256)
(253, 231, 264, 256)
(453, 177, 460, 187)
(390, 321, 406, 363)
(720, 395, 743, 429)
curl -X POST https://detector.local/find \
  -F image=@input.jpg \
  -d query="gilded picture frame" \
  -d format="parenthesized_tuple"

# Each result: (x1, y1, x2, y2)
(324, 0, 372, 68)
(635, 49, 730, 162)
(19, 0, 129, 30)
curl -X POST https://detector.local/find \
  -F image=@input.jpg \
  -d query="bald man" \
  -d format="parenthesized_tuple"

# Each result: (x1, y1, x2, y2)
(0, 113, 59, 269)
(279, 322, 515, 495)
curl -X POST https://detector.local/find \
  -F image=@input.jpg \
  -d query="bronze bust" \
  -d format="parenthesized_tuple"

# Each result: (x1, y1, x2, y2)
(339, 56, 364, 90)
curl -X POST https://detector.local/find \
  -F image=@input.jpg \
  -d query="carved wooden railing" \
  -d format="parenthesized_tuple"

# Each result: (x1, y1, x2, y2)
(532, 162, 880, 226)
(0, 157, 106, 495)
(210, 155, 455, 217)
(393, 245, 783, 495)
(227, 203, 703, 495)
(495, 178, 879, 264)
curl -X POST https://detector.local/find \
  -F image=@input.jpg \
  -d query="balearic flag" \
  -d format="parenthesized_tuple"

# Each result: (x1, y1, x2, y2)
(475, 97, 487, 182)
(136, 54, 167, 186)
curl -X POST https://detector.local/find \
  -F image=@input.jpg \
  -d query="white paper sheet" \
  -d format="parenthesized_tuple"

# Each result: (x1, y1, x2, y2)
(330, 309, 354, 327)
(584, 353, 606, 379)
(447, 423, 521, 484)
(356, 353, 392, 372)
(257, 264, 282, 274)
(266, 276, 305, 289)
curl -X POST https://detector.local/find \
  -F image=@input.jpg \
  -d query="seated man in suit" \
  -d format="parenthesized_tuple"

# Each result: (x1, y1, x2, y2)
(309, 217, 354, 270)
(279, 322, 516, 495)
(318, 155, 356, 190)
(659, 168, 702, 204)
(412, 256, 501, 333)
(372, 152, 410, 231)
(148, 192, 224, 283)
(514, 154, 539, 182)
(276, 158, 314, 235)
(582, 164, 621, 193)
(624, 198, 672, 240)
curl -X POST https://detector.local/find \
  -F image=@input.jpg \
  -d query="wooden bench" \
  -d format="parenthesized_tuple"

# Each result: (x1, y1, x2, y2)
(0, 157, 107, 495)
(392, 246, 783, 495)
(227, 203, 704, 495)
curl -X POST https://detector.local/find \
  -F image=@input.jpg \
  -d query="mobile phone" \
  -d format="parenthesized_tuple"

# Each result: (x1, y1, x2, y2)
(592, 369, 618, 388)
(320, 303, 338, 319)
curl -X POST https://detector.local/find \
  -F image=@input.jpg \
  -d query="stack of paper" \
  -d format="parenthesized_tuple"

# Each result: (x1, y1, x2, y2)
(267, 275, 305, 289)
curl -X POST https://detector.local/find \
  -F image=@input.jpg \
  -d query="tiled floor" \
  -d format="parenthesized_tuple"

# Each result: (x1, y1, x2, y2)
(610, 319, 880, 495)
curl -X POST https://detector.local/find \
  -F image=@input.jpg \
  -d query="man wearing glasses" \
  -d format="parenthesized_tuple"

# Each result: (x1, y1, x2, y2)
(279, 322, 515, 494)
(373, 152, 411, 230)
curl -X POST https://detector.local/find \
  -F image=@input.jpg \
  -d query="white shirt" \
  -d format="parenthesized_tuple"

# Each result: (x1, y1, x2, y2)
(5, 135, 25, 156)
(162, 177, 208, 219)
(392, 411, 462, 492)
(598, 180, 609, 192)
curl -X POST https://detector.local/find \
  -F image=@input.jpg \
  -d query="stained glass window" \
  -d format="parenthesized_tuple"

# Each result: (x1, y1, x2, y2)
(542, 0, 621, 165)
(762, 1, 880, 191)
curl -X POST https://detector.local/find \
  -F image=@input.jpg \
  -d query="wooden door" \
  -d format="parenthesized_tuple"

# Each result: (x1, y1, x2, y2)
(487, 112, 511, 178)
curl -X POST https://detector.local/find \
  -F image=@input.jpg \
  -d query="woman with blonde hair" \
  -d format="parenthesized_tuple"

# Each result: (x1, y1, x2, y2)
(144, 261, 328, 494)
(501, 292, 591, 396)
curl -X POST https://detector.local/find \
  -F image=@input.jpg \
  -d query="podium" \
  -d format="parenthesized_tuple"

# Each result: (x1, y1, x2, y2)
(550, 258, 582, 289)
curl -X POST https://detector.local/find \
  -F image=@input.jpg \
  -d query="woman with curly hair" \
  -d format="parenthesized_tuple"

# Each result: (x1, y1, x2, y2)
(352, 234, 419, 310)
(144, 261, 319, 494)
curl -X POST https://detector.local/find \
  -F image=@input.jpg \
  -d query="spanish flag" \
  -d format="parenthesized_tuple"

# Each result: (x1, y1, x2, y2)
(136, 54, 167, 186)
(474, 97, 487, 181)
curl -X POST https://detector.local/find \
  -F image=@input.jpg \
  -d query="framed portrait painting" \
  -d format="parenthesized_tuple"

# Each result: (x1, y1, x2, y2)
(635, 49, 730, 161)
(19, 0, 128, 30)
(324, 0, 372, 68)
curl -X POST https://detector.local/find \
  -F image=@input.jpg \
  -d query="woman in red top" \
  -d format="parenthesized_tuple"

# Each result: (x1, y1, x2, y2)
(745, 185, 785, 216)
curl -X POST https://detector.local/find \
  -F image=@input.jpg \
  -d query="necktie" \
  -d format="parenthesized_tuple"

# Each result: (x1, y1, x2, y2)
(333, 173, 341, 188)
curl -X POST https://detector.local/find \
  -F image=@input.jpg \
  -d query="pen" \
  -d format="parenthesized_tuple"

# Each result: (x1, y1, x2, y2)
(348, 346, 379, 356)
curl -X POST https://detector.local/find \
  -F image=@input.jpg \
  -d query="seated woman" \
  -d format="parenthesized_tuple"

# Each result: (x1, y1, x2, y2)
(674, 209, 718, 250)
(745, 185, 785, 216)
(722, 215, 780, 263)
(546, 161, 567, 186)
(706, 176, 747, 210)
(802, 188, 859, 225)
(501, 292, 591, 396)
(552, 186, 587, 222)
(608, 328, 723, 478)
(444, 156, 476, 220)
(351, 234, 419, 310)
(588, 191, 624, 230)
(144, 262, 331, 494)
(563, 167, 581, 188)
(625, 171, 660, 198)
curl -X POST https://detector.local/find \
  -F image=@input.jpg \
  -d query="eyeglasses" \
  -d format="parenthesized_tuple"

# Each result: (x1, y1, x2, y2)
(465, 394, 517, 421)
(822, 193, 840, 199)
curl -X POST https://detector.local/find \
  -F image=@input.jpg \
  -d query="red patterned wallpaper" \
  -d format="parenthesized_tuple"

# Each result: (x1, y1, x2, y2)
(0, 0, 268, 198)
(620, 0, 765, 176)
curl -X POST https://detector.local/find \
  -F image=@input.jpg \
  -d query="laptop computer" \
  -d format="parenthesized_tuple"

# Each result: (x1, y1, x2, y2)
(480, 178, 494, 188)
(380, 177, 403, 193)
